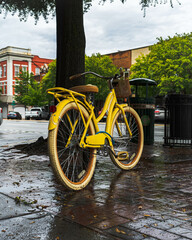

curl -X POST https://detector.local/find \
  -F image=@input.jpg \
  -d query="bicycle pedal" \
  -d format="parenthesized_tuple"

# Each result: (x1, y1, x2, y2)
(117, 151, 129, 161)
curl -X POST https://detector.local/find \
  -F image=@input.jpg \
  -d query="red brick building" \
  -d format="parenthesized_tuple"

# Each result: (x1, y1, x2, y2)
(106, 45, 151, 71)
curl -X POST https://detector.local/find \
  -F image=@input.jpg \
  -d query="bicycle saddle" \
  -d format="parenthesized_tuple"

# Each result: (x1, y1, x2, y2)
(69, 84, 99, 93)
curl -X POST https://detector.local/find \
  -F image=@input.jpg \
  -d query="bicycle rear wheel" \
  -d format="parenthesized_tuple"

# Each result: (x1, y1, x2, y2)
(48, 101, 96, 190)
(109, 106, 144, 170)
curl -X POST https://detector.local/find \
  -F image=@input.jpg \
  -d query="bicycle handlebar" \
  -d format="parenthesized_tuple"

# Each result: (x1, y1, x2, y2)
(69, 71, 120, 81)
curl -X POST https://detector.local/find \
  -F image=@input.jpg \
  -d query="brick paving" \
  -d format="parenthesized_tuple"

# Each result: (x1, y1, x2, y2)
(0, 143, 192, 239)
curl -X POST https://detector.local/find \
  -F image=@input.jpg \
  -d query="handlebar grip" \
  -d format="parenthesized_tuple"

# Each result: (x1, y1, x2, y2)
(69, 73, 83, 81)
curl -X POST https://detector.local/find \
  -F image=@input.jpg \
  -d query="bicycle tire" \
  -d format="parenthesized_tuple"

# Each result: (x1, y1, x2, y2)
(109, 106, 144, 170)
(48, 101, 96, 190)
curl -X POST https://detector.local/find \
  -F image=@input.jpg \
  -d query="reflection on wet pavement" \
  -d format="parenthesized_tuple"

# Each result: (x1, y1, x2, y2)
(0, 145, 192, 239)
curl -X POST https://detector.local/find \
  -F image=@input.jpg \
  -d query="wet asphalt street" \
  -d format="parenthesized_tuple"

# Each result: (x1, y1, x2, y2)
(0, 120, 48, 147)
(0, 120, 192, 239)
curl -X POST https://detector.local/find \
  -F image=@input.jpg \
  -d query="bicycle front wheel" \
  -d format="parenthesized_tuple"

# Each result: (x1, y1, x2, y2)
(109, 106, 144, 170)
(48, 102, 96, 190)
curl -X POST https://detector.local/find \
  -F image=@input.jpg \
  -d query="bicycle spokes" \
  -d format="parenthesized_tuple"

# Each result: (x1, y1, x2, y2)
(111, 108, 142, 167)
(57, 108, 93, 183)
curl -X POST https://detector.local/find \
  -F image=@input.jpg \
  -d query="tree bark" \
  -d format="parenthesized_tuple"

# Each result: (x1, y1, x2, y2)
(56, 0, 85, 88)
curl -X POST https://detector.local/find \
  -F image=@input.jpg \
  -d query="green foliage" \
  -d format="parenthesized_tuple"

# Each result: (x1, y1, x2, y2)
(130, 33, 192, 95)
(0, 0, 55, 23)
(14, 71, 33, 105)
(22, 81, 47, 106)
(0, 0, 179, 22)
(41, 60, 56, 102)
(85, 53, 118, 100)
(14, 71, 48, 106)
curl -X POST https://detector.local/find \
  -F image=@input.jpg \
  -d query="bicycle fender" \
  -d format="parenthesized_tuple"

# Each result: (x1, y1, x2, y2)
(48, 99, 72, 130)
(48, 98, 89, 131)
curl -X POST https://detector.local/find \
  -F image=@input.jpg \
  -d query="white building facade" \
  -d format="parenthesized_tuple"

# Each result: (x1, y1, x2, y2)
(0, 46, 53, 118)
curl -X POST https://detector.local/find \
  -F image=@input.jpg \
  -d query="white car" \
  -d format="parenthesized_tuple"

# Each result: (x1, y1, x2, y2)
(0, 108, 3, 125)
(25, 107, 49, 120)
(155, 107, 165, 122)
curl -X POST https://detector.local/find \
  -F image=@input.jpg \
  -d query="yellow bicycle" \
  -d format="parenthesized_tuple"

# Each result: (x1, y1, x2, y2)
(47, 71, 144, 191)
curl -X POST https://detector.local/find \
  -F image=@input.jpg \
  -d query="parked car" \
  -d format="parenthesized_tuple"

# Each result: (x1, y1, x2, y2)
(0, 108, 3, 125)
(25, 110, 31, 120)
(7, 111, 22, 120)
(25, 107, 49, 120)
(155, 107, 165, 122)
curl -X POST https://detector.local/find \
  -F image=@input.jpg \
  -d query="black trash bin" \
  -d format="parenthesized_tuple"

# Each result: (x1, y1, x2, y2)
(129, 78, 157, 145)
(164, 94, 192, 146)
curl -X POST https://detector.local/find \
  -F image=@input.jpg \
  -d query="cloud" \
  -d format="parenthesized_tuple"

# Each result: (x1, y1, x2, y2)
(0, 14, 56, 59)
(84, 0, 192, 55)
(0, 0, 191, 59)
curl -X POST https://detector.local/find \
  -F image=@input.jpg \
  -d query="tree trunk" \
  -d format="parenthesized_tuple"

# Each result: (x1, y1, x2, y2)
(55, 0, 85, 88)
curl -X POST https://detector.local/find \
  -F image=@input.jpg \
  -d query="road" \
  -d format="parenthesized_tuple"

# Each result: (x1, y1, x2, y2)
(0, 119, 49, 147)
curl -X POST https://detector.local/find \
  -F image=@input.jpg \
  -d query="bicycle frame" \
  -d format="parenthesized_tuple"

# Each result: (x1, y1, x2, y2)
(47, 86, 132, 149)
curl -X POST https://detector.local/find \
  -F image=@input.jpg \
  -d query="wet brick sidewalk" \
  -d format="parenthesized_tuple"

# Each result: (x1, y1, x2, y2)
(0, 144, 192, 239)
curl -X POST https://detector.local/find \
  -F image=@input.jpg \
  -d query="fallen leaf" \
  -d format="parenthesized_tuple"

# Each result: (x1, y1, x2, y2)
(31, 200, 37, 204)
(115, 228, 126, 234)
(144, 214, 151, 217)
(144, 225, 149, 228)
(169, 224, 174, 227)
(13, 182, 20, 186)
(39, 205, 49, 209)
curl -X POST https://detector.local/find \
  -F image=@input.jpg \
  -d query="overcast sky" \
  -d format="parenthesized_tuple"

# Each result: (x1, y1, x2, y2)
(0, 0, 191, 59)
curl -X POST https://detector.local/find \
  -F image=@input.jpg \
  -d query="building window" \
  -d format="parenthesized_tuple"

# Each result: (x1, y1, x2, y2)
(3, 65, 6, 77)
(22, 66, 27, 72)
(14, 65, 20, 77)
(35, 67, 40, 75)
(0, 82, 7, 94)
(0, 66, 2, 78)
(3, 85, 6, 94)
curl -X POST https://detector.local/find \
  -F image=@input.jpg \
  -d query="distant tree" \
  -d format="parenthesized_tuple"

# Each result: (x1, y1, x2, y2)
(14, 71, 33, 106)
(15, 71, 48, 106)
(85, 54, 118, 100)
(130, 33, 192, 95)
(0, 0, 179, 89)
(41, 60, 56, 103)
(22, 82, 48, 106)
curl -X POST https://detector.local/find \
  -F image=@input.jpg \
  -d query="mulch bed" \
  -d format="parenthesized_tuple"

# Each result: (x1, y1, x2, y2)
(8, 136, 49, 156)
